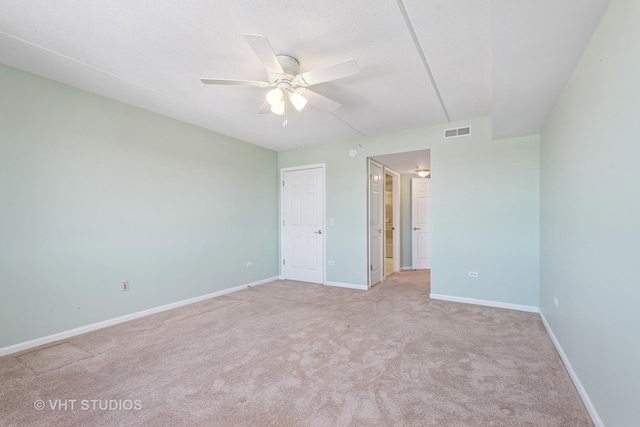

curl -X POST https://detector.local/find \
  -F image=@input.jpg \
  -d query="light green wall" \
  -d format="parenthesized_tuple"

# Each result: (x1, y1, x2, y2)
(435, 134, 539, 305)
(0, 65, 279, 348)
(540, 0, 639, 424)
(278, 117, 540, 306)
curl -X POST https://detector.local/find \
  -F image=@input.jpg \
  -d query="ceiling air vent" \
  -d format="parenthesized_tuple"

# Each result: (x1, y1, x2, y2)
(444, 126, 471, 139)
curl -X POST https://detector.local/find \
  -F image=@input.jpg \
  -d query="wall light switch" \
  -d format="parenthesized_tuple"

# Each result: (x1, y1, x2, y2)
(328, 260, 335, 266)
(468, 271, 479, 278)
(329, 218, 334, 226)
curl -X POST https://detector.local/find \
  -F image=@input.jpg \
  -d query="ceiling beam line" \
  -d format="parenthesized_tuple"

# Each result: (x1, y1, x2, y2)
(330, 112, 366, 137)
(395, 0, 451, 122)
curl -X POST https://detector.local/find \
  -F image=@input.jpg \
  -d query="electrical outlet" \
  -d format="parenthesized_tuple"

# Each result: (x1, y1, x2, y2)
(554, 296, 559, 308)
(468, 271, 479, 278)
(121, 280, 129, 292)
(246, 262, 253, 268)
(328, 260, 335, 266)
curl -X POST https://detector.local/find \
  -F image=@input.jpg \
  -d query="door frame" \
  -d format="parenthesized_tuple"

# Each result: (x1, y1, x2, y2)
(384, 167, 401, 275)
(279, 163, 327, 284)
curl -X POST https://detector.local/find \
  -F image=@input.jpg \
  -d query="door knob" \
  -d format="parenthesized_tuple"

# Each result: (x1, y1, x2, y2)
(314, 230, 323, 234)
(413, 227, 421, 230)
(379, 229, 383, 233)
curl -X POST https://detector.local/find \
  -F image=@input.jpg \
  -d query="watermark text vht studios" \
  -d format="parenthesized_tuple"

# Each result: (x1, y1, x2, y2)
(34, 399, 142, 411)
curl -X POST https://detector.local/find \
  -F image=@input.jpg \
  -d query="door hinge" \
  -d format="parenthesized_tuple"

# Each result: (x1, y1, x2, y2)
(282, 219, 285, 226)
(282, 180, 285, 187)
(370, 264, 373, 271)
(283, 259, 285, 265)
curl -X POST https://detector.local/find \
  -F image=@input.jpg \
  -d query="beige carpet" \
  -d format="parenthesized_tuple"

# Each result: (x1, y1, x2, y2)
(0, 271, 592, 426)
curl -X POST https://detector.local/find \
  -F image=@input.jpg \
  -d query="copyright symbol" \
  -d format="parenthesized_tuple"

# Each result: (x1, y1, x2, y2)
(34, 400, 45, 411)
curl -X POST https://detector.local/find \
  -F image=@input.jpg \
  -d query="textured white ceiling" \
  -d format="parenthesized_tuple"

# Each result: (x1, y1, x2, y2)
(0, 0, 610, 151)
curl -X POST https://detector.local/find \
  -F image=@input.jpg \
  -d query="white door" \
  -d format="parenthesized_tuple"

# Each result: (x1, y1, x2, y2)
(411, 178, 430, 270)
(369, 160, 383, 286)
(282, 167, 324, 284)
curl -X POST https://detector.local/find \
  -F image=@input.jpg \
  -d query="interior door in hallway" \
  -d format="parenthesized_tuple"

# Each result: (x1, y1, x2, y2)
(369, 160, 383, 286)
(282, 167, 324, 284)
(411, 177, 430, 270)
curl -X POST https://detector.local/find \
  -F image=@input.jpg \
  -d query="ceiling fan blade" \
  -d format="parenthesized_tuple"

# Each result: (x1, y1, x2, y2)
(296, 88, 341, 112)
(296, 59, 360, 86)
(243, 34, 285, 76)
(257, 101, 271, 114)
(200, 78, 270, 87)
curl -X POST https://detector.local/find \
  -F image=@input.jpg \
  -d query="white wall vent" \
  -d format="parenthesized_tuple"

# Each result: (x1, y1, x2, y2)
(444, 126, 471, 139)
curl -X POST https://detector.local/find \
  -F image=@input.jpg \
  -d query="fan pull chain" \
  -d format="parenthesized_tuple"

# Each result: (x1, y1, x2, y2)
(283, 92, 288, 127)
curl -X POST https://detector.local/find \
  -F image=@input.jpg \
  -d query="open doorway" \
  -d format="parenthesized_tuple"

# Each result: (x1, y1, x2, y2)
(368, 160, 400, 288)
(368, 150, 430, 287)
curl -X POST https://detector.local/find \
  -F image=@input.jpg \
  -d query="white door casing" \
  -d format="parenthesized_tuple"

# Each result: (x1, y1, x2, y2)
(411, 178, 430, 270)
(369, 160, 383, 286)
(282, 166, 325, 284)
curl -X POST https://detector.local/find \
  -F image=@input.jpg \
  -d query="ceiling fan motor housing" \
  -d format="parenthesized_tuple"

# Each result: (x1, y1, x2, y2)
(276, 55, 300, 76)
(269, 55, 301, 90)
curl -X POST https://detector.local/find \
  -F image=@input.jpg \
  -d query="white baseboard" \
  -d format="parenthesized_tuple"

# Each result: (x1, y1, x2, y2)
(430, 293, 539, 313)
(245, 277, 276, 288)
(325, 281, 368, 290)
(539, 312, 604, 427)
(0, 276, 278, 357)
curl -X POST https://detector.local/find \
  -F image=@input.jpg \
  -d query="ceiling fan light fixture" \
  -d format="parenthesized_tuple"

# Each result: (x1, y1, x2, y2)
(289, 91, 308, 111)
(266, 88, 284, 106)
(201, 34, 361, 126)
(271, 101, 285, 115)
(416, 168, 430, 178)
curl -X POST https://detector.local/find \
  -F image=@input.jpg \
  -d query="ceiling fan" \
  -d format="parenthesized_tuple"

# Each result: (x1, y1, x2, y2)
(200, 34, 360, 126)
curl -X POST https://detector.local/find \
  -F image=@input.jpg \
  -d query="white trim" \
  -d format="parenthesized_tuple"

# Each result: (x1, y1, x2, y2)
(402, 266, 413, 271)
(325, 281, 368, 291)
(280, 164, 326, 285)
(539, 312, 604, 427)
(279, 163, 326, 173)
(0, 276, 278, 357)
(430, 293, 539, 313)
